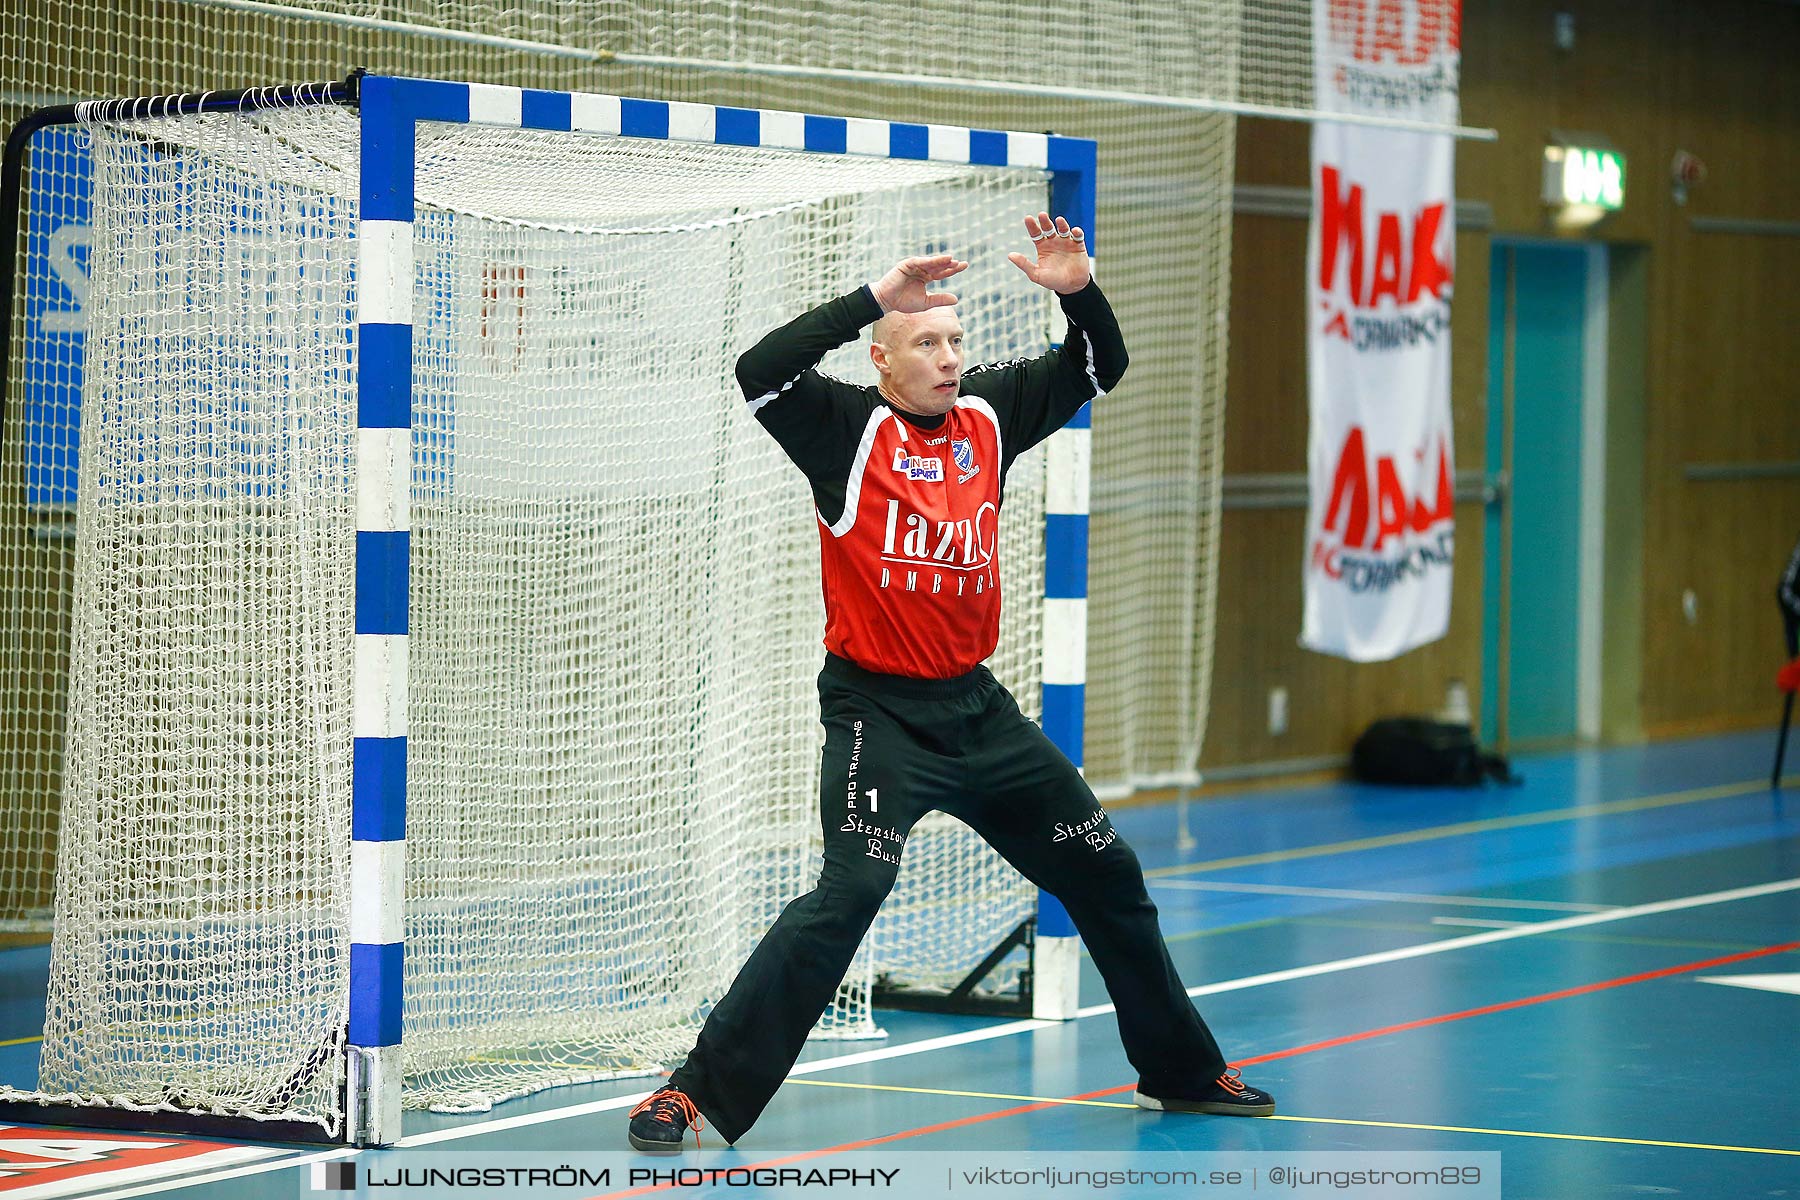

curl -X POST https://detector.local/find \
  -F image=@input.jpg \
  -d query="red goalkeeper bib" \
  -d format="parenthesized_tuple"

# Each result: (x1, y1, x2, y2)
(817, 400, 1006, 677)
(738, 282, 1126, 679)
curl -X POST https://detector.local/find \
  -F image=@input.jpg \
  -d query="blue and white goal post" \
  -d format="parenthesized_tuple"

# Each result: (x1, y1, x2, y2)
(352, 73, 1096, 1143)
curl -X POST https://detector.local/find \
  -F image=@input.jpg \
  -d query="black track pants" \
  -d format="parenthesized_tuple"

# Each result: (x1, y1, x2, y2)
(668, 654, 1229, 1144)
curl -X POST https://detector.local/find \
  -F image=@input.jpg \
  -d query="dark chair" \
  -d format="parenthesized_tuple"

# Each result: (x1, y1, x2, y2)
(1778, 656, 1796, 789)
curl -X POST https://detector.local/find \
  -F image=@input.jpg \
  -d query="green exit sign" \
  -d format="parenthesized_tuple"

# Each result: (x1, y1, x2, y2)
(1543, 144, 1626, 210)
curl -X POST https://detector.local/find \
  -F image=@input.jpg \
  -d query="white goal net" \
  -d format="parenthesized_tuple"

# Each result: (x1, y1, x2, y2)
(5, 98, 1055, 1136)
(7, 0, 1286, 958)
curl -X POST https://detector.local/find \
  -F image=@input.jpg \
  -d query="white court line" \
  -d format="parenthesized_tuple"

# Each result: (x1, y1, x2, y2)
(1148, 878, 1615, 913)
(73, 872, 1800, 1191)
(407, 874, 1800, 1145)
(0, 1147, 281, 1200)
(1429, 916, 1532, 929)
(1074, 874, 1800, 1018)
(60, 1148, 356, 1200)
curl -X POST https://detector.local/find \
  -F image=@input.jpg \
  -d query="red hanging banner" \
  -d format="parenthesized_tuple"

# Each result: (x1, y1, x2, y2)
(1303, 0, 1461, 661)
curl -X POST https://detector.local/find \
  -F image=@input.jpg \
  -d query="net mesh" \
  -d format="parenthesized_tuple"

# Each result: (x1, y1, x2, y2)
(0, 122, 85, 935)
(23, 110, 358, 1130)
(7, 104, 1051, 1126)
(71, 0, 1315, 114)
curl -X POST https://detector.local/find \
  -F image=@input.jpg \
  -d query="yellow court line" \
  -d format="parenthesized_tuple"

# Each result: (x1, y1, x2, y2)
(1265, 1114, 1800, 1157)
(1146, 779, 1766, 878)
(1160, 915, 1292, 948)
(783, 1078, 1800, 1157)
(788, 1076, 1135, 1109)
(0, 1036, 41, 1048)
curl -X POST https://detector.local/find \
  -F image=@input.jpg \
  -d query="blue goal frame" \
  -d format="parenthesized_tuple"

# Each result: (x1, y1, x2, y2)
(348, 73, 1097, 1145)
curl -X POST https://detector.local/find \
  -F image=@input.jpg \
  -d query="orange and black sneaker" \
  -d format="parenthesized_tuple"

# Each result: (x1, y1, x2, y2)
(628, 1085, 705, 1153)
(1135, 1067, 1275, 1117)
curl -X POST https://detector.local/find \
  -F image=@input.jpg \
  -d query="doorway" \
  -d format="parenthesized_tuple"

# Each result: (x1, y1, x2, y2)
(1482, 240, 1610, 748)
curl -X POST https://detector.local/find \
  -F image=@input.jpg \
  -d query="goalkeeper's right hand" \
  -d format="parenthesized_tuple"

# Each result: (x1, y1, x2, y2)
(871, 253, 967, 314)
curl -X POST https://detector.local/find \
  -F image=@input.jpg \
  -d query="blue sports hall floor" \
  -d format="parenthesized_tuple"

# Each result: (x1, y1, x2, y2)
(3, 728, 1797, 1198)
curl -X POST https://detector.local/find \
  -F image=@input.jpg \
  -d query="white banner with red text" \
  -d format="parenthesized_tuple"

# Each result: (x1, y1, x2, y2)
(1302, 0, 1460, 661)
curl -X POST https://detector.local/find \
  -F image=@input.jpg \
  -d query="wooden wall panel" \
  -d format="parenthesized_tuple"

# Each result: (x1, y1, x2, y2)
(1642, 2, 1800, 731)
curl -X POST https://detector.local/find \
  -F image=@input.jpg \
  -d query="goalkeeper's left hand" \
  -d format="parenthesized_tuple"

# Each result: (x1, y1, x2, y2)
(1007, 210, 1091, 295)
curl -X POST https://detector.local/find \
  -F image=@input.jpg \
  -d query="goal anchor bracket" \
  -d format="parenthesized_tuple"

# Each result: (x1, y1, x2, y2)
(871, 916, 1036, 1018)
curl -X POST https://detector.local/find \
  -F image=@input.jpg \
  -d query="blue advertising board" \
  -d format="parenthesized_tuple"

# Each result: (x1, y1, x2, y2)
(20, 125, 90, 508)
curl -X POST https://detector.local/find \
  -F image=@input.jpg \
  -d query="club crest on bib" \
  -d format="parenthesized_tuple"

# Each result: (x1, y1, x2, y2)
(952, 437, 979, 483)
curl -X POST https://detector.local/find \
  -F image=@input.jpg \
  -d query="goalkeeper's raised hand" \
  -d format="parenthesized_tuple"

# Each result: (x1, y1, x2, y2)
(871, 253, 967, 314)
(1007, 210, 1091, 295)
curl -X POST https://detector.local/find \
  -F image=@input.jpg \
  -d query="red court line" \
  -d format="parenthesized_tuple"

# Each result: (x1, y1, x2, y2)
(591, 939, 1799, 1198)
(1229, 938, 1800, 1069)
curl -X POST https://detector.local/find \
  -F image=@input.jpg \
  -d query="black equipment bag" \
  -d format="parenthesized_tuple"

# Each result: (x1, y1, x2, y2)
(1350, 717, 1518, 787)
